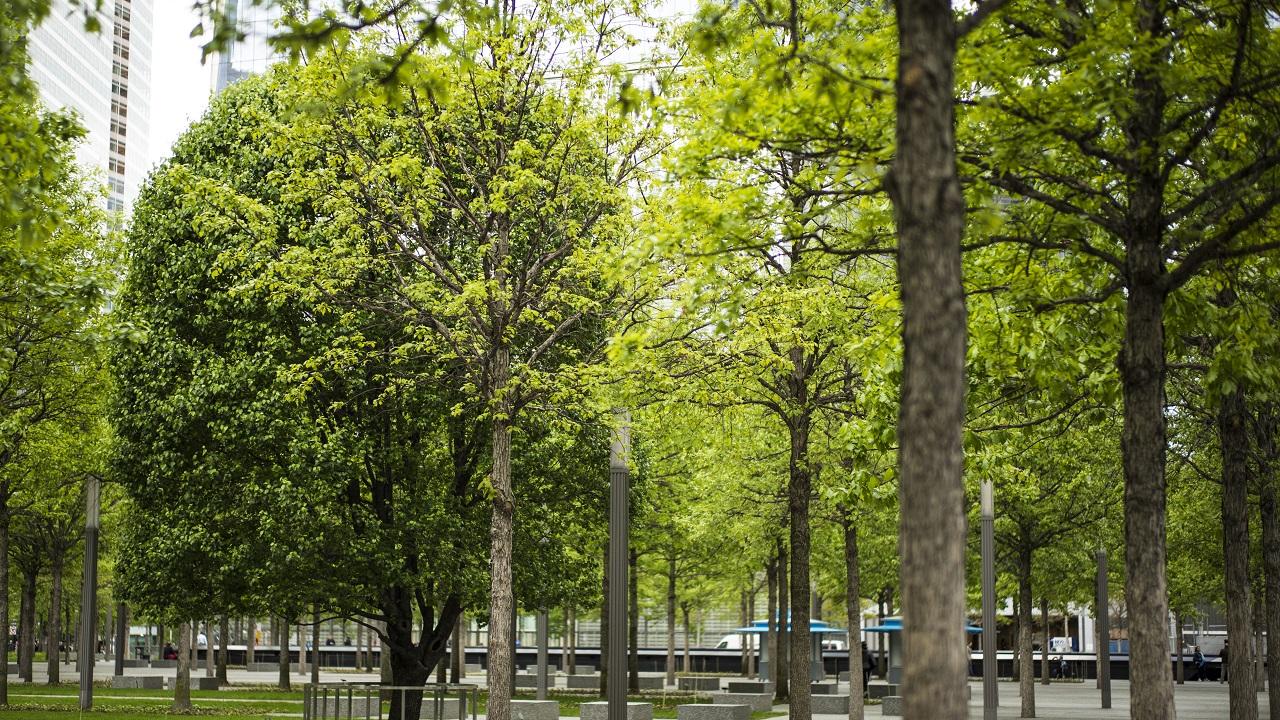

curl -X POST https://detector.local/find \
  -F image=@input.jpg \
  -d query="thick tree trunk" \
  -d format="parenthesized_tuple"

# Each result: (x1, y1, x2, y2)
(18, 570, 34, 682)
(218, 616, 229, 685)
(776, 540, 790, 702)
(382, 587, 461, 720)
(629, 548, 639, 692)
(788, 407, 812, 720)
(487, 362, 516, 720)
(1261, 480, 1280, 720)
(174, 621, 192, 711)
(277, 616, 291, 690)
(888, 2, 968, 718)
(666, 556, 677, 685)
(1219, 388, 1257, 719)
(767, 558, 777, 682)
(1017, 547, 1035, 718)
(1040, 598, 1050, 687)
(844, 518, 864, 720)
(47, 558, 63, 684)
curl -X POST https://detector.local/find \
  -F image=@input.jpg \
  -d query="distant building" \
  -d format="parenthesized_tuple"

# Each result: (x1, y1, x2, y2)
(211, 0, 282, 93)
(28, 0, 153, 212)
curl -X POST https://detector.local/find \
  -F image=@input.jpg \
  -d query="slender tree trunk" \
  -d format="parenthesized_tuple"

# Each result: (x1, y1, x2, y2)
(247, 616, 256, 668)
(451, 612, 463, 683)
(355, 621, 363, 671)
(682, 604, 691, 677)
(567, 606, 576, 674)
(666, 556, 676, 685)
(277, 617, 291, 690)
(629, 548, 640, 692)
(18, 570, 34, 682)
(366, 621, 374, 672)
(747, 584, 757, 679)
(1261, 479, 1280, 720)
(740, 590, 749, 677)
(296, 623, 305, 676)
(487, 350, 516, 720)
(888, 2, 969, 718)
(47, 558, 63, 684)
(218, 616, 229, 685)
(174, 621, 192, 711)
(1175, 613, 1185, 685)
(1220, 388, 1257, 719)
(600, 541, 609, 698)
(0, 491, 8, 704)
(788, 408, 812, 720)
(767, 558, 777, 682)
(776, 539, 790, 702)
(1040, 598, 1050, 687)
(844, 517, 864, 720)
(1017, 546, 1035, 718)
(311, 611, 321, 686)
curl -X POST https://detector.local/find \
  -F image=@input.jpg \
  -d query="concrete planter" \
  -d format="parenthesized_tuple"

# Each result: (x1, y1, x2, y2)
(725, 681, 772, 694)
(678, 677, 721, 692)
(567, 675, 600, 689)
(881, 696, 903, 716)
(810, 682, 838, 695)
(580, 701, 653, 720)
(510, 700, 559, 720)
(809, 695, 849, 714)
(677, 704, 750, 720)
(712, 694, 773, 713)
(112, 676, 164, 689)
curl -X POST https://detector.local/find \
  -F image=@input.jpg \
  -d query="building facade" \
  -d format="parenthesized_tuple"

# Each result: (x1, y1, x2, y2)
(28, 0, 152, 212)
(211, 0, 282, 93)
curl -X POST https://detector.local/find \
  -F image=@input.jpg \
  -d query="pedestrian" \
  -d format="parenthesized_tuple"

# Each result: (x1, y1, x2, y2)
(860, 641, 875, 695)
(1192, 646, 1205, 681)
(1219, 640, 1229, 684)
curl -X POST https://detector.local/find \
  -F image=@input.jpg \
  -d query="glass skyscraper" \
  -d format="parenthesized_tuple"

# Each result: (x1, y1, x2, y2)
(28, 0, 153, 212)
(212, 0, 283, 93)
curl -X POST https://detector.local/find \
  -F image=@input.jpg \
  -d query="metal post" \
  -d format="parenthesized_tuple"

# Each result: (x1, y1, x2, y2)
(1096, 548, 1111, 709)
(536, 609, 549, 700)
(608, 409, 631, 720)
(78, 475, 101, 710)
(980, 481, 997, 720)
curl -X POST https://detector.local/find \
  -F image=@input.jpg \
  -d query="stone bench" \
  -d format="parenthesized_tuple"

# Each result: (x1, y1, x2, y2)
(567, 675, 600, 689)
(510, 699, 559, 720)
(810, 694, 849, 714)
(636, 676, 663, 690)
(112, 676, 164, 689)
(167, 676, 220, 690)
(810, 682, 838, 695)
(837, 671, 850, 682)
(121, 659, 149, 668)
(581, 702, 653, 720)
(677, 703, 749, 720)
(725, 681, 772, 694)
(678, 677, 721, 692)
(515, 674, 538, 688)
(149, 659, 177, 668)
(867, 683, 898, 699)
(246, 662, 278, 672)
(881, 695, 903, 716)
(712, 694, 773, 713)
(572, 666, 598, 675)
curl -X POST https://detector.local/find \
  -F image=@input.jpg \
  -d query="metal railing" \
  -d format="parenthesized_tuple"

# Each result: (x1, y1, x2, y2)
(303, 682, 480, 720)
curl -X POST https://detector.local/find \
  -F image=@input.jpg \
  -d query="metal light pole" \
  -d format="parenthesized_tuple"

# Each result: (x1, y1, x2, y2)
(608, 409, 630, 720)
(536, 610, 549, 700)
(79, 475, 101, 709)
(981, 481, 998, 720)
(1096, 548, 1111, 709)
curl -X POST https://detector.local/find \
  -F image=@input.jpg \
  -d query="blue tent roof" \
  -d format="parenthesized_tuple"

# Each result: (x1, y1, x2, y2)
(732, 618, 847, 634)
(862, 617, 982, 634)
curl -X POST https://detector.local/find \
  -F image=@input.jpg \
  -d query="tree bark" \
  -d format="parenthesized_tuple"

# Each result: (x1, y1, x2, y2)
(218, 615, 229, 685)
(887, 1, 969, 718)
(567, 606, 576, 674)
(247, 616, 256, 668)
(277, 616, 291, 690)
(451, 612, 463, 683)
(1260, 479, 1280, 720)
(741, 590, 749, 677)
(18, 569, 34, 682)
(311, 610, 321, 686)
(682, 603, 691, 678)
(1040, 597, 1050, 687)
(600, 541, 609, 697)
(296, 623, 305, 676)
(1219, 387, 1257, 719)
(666, 556, 677, 685)
(747, 584, 757, 679)
(1017, 546, 1035, 717)
(776, 539, 790, 702)
(788, 405, 812, 720)
(47, 558, 63, 684)
(767, 557, 777, 682)
(487, 351, 516, 720)
(174, 621, 192, 711)
(629, 547, 640, 692)
(1175, 613, 1184, 685)
(0, 488, 8, 704)
(844, 518, 864, 720)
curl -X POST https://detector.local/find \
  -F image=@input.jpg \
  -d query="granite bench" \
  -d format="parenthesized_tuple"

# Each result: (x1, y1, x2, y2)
(712, 694, 773, 713)
(580, 701, 653, 720)
(677, 704, 749, 720)
(678, 677, 721, 691)
(810, 694, 849, 714)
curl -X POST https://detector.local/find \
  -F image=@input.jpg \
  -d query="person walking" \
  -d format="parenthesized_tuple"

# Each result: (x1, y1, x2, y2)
(1192, 646, 1205, 681)
(1219, 640, 1229, 684)
(860, 642, 875, 695)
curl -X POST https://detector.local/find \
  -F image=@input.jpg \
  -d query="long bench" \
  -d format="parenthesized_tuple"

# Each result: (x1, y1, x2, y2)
(167, 676, 220, 690)
(112, 676, 164, 689)
(567, 675, 600, 689)
(677, 704, 750, 720)
(810, 682, 838, 695)
(510, 699, 559, 720)
(725, 681, 773, 694)
(580, 701, 653, 720)
(712, 694, 773, 713)
(678, 677, 721, 691)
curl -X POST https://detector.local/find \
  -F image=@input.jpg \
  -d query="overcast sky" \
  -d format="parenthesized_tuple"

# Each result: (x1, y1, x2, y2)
(146, 2, 214, 169)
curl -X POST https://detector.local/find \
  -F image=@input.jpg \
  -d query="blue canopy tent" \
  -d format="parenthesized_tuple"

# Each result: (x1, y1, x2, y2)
(864, 616, 983, 684)
(732, 618, 848, 682)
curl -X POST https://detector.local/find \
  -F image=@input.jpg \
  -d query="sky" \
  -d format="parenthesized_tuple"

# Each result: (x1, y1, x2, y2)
(146, 3, 214, 169)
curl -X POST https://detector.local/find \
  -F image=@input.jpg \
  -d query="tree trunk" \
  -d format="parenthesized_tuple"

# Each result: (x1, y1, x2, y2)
(0, 491, 8, 704)
(486, 342, 516, 720)
(311, 610, 321, 686)
(366, 621, 374, 672)
(887, 1, 969, 718)
(247, 616, 256, 668)
(451, 612, 463, 683)
(600, 541, 609, 698)
(1260, 479, 1280, 720)
(788, 407, 812, 720)
(47, 558, 63, 684)
(218, 616, 229, 685)
(740, 590, 749, 677)
(1040, 597, 1050, 687)
(666, 556, 677, 685)
(567, 606, 576, 674)
(844, 518, 864, 720)
(174, 621, 192, 711)
(747, 584, 757, 679)
(776, 539, 790, 702)
(18, 569, 34, 682)
(682, 604, 691, 677)
(277, 616, 291, 690)
(1220, 387, 1257, 719)
(629, 547, 640, 692)
(1017, 546, 1035, 718)
(1175, 613, 1184, 685)
(767, 558, 777, 682)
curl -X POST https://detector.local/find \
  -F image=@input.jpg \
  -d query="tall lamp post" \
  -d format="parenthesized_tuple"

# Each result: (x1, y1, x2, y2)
(608, 410, 630, 720)
(981, 481, 997, 720)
